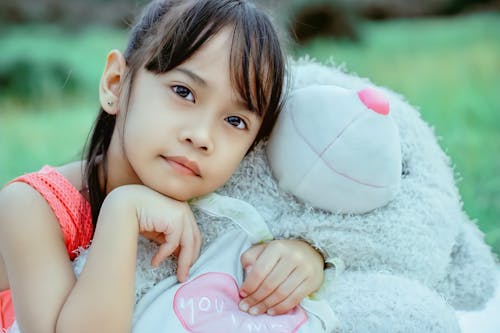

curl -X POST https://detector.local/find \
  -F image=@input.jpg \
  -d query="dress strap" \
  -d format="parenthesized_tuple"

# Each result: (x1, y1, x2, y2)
(11, 166, 93, 259)
(0, 289, 15, 331)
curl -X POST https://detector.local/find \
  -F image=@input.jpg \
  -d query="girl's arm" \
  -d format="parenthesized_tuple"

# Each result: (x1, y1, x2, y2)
(0, 182, 79, 333)
(55, 186, 140, 333)
(0, 183, 200, 333)
(58, 184, 200, 333)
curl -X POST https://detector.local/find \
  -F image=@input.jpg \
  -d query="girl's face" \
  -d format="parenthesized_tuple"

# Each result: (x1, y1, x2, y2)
(106, 28, 262, 200)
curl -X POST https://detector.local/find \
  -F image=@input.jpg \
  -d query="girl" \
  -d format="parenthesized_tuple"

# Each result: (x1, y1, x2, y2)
(0, 1, 324, 332)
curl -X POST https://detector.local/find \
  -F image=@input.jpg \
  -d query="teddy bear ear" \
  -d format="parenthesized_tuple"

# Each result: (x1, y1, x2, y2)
(266, 84, 402, 214)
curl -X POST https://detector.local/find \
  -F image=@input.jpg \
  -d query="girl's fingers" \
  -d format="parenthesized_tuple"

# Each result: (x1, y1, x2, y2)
(239, 244, 279, 298)
(176, 223, 197, 282)
(149, 211, 200, 283)
(152, 238, 179, 267)
(247, 269, 307, 316)
(151, 221, 182, 267)
(191, 221, 202, 266)
(240, 243, 266, 269)
(140, 231, 165, 244)
(241, 258, 295, 309)
(266, 279, 312, 316)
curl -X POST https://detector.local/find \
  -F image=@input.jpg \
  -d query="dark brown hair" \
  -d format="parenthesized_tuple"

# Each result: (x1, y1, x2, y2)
(84, 0, 286, 227)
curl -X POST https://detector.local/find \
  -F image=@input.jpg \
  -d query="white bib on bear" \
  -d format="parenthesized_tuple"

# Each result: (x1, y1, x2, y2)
(132, 193, 337, 333)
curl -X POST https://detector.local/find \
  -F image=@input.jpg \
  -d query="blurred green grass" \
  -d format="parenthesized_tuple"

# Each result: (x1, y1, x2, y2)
(0, 25, 125, 95)
(0, 25, 126, 182)
(0, 13, 499, 256)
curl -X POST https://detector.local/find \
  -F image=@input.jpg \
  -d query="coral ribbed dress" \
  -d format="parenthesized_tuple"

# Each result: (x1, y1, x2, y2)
(0, 166, 93, 331)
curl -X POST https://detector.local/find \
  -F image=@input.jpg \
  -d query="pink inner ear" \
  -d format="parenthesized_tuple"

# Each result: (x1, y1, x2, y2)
(358, 88, 390, 115)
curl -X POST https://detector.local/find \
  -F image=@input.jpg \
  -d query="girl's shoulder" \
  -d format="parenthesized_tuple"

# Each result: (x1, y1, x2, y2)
(0, 172, 64, 243)
(53, 160, 86, 192)
(0, 161, 92, 256)
(0, 160, 86, 209)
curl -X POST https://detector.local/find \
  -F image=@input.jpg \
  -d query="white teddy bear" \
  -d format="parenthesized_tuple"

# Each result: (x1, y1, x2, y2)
(215, 58, 498, 332)
(69, 58, 497, 333)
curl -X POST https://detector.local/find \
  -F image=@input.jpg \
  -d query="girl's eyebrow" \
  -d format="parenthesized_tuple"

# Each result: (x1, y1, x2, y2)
(173, 67, 207, 87)
(173, 67, 254, 113)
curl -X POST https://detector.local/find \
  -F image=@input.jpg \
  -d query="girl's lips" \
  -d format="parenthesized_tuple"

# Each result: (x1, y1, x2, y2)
(164, 156, 201, 177)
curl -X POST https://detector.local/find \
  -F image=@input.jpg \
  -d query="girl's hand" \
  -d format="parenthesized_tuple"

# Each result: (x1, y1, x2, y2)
(238, 239, 324, 316)
(111, 185, 202, 282)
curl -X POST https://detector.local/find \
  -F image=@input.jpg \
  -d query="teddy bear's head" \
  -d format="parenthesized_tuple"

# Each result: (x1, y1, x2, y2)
(266, 84, 402, 213)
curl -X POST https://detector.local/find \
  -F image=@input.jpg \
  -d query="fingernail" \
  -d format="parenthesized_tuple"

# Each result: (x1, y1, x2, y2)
(239, 301, 249, 312)
(267, 309, 275, 316)
(249, 307, 259, 315)
(245, 265, 253, 273)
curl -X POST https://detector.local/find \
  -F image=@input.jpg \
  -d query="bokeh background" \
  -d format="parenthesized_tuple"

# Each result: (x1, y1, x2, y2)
(0, 0, 499, 257)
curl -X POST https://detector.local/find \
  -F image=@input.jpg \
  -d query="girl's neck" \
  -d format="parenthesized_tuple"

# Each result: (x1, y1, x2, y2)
(101, 138, 141, 195)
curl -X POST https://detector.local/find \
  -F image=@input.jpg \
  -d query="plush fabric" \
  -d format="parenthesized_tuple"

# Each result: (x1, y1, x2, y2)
(72, 58, 497, 333)
(266, 84, 401, 213)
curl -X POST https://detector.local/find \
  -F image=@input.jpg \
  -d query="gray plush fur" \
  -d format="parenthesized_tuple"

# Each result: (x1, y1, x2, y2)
(73, 58, 497, 332)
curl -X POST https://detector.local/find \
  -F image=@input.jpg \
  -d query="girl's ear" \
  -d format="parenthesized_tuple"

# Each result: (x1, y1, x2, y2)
(99, 50, 127, 115)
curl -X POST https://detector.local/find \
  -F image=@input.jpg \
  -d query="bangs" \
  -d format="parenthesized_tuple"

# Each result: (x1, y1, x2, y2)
(126, 0, 284, 116)
(229, 8, 285, 119)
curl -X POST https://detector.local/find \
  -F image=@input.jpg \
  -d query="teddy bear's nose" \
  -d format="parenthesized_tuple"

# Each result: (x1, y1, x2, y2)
(358, 88, 390, 115)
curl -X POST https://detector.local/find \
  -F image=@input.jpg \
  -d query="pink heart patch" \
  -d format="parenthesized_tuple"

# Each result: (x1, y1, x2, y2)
(173, 272, 307, 333)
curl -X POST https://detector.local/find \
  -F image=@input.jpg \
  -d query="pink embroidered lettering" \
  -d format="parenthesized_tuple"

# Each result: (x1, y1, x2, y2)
(174, 272, 307, 333)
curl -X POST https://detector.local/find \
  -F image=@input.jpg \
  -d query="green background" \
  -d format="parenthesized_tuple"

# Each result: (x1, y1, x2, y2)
(0, 12, 499, 256)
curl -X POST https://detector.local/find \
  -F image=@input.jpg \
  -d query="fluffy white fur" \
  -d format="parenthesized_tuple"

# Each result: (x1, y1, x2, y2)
(73, 58, 498, 333)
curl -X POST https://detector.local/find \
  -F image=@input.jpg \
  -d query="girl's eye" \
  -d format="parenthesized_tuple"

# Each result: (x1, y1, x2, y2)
(225, 116, 247, 130)
(172, 85, 195, 102)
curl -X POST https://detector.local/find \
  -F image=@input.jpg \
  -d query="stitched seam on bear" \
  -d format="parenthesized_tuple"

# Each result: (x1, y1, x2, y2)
(290, 107, 388, 189)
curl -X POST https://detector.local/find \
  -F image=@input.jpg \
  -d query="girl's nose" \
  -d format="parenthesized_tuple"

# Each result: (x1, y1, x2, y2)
(179, 123, 214, 153)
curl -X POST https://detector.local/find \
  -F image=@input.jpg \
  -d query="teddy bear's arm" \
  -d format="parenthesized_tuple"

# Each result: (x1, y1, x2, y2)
(321, 271, 461, 333)
(269, 206, 454, 287)
(436, 215, 498, 310)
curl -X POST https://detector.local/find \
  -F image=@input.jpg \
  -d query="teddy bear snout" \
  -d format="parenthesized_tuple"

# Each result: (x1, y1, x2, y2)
(358, 88, 390, 115)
